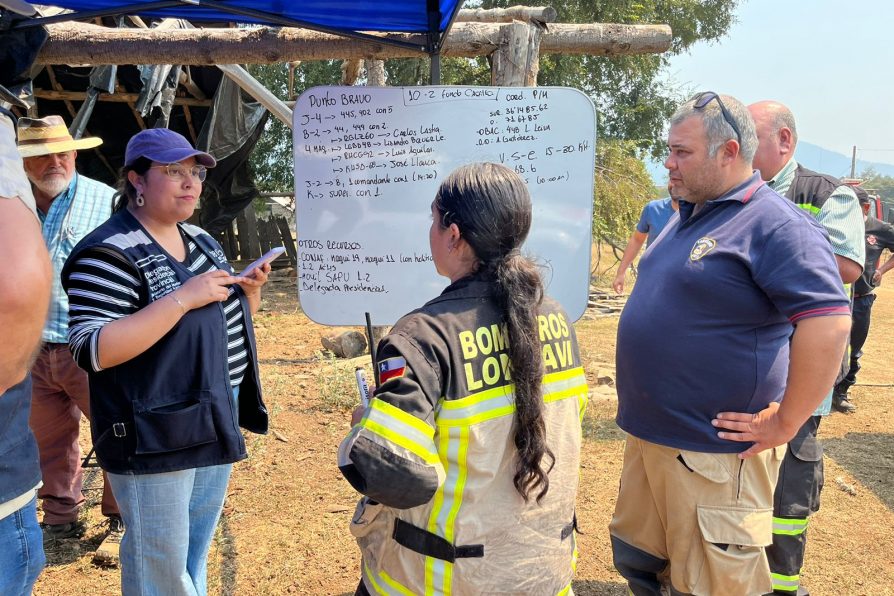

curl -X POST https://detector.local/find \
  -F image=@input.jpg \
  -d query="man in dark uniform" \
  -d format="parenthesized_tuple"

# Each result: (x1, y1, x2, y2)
(832, 187, 894, 412)
(749, 100, 864, 596)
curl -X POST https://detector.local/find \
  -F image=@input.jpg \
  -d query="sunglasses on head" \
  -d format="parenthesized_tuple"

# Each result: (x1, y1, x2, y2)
(692, 91, 742, 145)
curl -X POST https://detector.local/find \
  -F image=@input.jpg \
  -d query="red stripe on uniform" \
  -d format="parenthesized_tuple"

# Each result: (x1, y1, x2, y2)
(741, 180, 765, 204)
(789, 306, 851, 323)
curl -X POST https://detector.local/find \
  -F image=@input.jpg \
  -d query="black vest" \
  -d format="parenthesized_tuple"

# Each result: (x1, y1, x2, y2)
(62, 209, 268, 475)
(784, 164, 842, 213)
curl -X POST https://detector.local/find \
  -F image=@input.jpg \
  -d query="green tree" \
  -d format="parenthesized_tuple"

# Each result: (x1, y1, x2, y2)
(485, 0, 739, 158)
(861, 167, 894, 201)
(593, 139, 654, 249)
(247, 61, 343, 196)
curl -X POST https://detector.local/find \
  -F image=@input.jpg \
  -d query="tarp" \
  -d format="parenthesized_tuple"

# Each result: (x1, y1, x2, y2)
(24, 0, 464, 51)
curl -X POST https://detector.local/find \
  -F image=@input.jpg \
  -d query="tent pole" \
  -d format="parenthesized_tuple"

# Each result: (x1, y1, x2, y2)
(430, 53, 441, 85)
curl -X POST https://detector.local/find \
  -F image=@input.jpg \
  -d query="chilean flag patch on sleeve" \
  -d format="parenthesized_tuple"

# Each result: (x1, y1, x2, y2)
(378, 357, 407, 384)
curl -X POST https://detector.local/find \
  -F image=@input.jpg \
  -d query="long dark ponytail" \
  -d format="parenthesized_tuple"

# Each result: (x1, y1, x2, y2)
(434, 163, 554, 503)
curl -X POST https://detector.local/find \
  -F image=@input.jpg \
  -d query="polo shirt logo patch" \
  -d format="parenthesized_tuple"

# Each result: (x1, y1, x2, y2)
(867, 234, 878, 246)
(689, 237, 717, 261)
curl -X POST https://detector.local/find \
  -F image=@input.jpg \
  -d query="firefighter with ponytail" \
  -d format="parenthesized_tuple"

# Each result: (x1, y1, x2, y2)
(338, 162, 588, 595)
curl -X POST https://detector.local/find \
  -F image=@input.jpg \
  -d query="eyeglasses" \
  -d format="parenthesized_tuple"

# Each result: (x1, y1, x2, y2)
(150, 164, 207, 182)
(692, 91, 742, 145)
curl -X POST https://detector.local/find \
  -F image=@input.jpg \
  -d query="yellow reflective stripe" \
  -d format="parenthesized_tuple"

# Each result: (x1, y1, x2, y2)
(772, 516, 808, 536)
(543, 382, 589, 404)
(369, 398, 435, 438)
(556, 582, 572, 596)
(439, 402, 516, 428)
(439, 382, 513, 411)
(437, 369, 587, 428)
(439, 367, 586, 411)
(445, 427, 469, 544)
(771, 571, 800, 591)
(426, 429, 451, 595)
(443, 426, 469, 595)
(363, 561, 415, 596)
(577, 393, 588, 423)
(360, 419, 439, 466)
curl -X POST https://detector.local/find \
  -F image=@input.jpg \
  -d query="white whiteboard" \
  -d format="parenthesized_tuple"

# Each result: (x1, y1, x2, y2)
(293, 86, 595, 326)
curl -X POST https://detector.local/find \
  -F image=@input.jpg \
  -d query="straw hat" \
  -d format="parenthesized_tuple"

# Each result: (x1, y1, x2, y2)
(0, 0, 35, 16)
(17, 115, 103, 158)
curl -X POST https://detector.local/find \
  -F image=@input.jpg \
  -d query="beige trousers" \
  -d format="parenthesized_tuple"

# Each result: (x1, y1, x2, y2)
(610, 435, 785, 596)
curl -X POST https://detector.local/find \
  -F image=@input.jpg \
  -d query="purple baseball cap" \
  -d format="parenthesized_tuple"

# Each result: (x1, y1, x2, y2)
(124, 128, 216, 168)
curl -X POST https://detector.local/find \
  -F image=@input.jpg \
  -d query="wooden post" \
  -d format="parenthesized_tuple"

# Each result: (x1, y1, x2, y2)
(236, 205, 262, 259)
(366, 60, 386, 86)
(222, 223, 238, 260)
(341, 59, 363, 85)
(274, 215, 298, 266)
(491, 21, 544, 87)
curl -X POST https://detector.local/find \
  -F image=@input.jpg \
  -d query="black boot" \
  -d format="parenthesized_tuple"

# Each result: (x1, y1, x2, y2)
(832, 390, 856, 414)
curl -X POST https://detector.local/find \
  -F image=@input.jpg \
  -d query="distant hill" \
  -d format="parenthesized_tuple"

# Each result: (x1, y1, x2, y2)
(645, 141, 894, 184)
(794, 142, 894, 179)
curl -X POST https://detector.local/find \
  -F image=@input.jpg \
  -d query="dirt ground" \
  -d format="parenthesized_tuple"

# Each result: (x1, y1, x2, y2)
(33, 273, 894, 596)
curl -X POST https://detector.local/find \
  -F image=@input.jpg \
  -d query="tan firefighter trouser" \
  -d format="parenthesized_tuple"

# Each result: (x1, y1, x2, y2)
(609, 435, 786, 596)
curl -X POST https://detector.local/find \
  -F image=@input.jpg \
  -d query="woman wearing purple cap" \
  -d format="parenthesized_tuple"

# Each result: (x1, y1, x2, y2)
(61, 128, 269, 595)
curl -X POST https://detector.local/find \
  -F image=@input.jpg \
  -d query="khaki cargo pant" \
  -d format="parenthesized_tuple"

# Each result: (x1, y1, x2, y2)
(609, 434, 785, 596)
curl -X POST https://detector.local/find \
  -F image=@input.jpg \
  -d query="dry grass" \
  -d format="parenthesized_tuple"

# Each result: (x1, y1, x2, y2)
(33, 275, 894, 596)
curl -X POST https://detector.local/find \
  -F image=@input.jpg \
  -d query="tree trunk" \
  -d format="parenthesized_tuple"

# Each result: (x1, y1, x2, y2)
(37, 21, 672, 65)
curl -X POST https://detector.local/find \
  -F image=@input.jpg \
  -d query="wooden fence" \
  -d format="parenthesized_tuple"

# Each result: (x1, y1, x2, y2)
(212, 205, 297, 267)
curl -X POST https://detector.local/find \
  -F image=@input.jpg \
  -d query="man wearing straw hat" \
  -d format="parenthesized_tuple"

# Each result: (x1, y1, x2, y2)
(17, 115, 121, 564)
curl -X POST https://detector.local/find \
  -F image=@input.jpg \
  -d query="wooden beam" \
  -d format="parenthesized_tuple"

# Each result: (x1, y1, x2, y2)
(182, 104, 197, 144)
(33, 88, 213, 107)
(37, 21, 672, 65)
(44, 67, 117, 179)
(456, 6, 557, 23)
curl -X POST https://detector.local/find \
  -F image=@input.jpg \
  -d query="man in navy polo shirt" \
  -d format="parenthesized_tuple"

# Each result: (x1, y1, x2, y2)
(609, 92, 852, 596)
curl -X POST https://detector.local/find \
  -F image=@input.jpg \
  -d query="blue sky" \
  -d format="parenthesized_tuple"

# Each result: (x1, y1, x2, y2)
(663, 0, 894, 166)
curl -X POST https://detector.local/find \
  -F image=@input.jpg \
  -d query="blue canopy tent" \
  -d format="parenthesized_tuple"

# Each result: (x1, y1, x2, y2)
(17, 0, 465, 67)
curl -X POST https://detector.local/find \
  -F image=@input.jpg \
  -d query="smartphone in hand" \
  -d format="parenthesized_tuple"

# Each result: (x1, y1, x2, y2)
(239, 246, 286, 277)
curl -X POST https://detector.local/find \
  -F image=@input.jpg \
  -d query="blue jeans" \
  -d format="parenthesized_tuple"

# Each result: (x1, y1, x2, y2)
(108, 464, 233, 596)
(0, 496, 45, 596)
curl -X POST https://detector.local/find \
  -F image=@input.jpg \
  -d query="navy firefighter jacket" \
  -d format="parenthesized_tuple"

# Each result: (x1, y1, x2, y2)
(61, 209, 268, 475)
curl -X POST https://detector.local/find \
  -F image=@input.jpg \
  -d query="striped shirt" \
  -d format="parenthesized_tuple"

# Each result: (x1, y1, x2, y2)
(67, 231, 249, 387)
(768, 158, 864, 417)
(40, 173, 114, 343)
(768, 158, 866, 267)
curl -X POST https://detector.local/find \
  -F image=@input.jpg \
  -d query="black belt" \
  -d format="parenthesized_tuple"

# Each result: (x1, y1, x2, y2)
(392, 514, 577, 563)
(392, 518, 483, 563)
